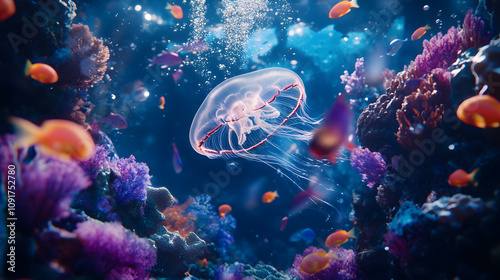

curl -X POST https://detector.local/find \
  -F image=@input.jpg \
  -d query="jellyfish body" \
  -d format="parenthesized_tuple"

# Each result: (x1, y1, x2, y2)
(189, 68, 324, 180)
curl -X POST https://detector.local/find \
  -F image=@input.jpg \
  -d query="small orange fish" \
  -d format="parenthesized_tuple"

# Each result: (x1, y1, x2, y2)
(325, 227, 357, 248)
(197, 258, 208, 267)
(159, 96, 166, 109)
(300, 250, 342, 274)
(0, 0, 15, 21)
(166, 3, 183, 19)
(10, 117, 95, 161)
(25, 60, 58, 84)
(329, 0, 359, 19)
(457, 95, 500, 128)
(219, 204, 232, 218)
(411, 25, 431, 41)
(262, 191, 279, 203)
(448, 168, 479, 188)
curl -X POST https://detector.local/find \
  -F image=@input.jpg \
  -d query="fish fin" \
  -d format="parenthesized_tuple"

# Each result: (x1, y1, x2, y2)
(347, 227, 357, 239)
(491, 122, 500, 128)
(350, 0, 359, 8)
(24, 60, 33, 76)
(9, 117, 42, 149)
(472, 113, 487, 128)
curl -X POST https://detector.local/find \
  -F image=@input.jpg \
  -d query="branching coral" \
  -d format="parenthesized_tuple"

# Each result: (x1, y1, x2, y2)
(288, 246, 359, 280)
(72, 219, 156, 279)
(395, 68, 452, 150)
(350, 147, 387, 189)
(55, 24, 110, 89)
(340, 57, 365, 97)
(160, 198, 196, 237)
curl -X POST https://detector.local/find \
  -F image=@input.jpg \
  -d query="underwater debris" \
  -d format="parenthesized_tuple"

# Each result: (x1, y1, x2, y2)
(55, 23, 110, 89)
(151, 226, 206, 278)
(350, 147, 387, 189)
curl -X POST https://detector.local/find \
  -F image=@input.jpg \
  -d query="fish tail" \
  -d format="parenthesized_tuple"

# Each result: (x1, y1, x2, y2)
(350, 0, 359, 8)
(347, 227, 357, 239)
(424, 24, 431, 29)
(9, 117, 42, 150)
(327, 249, 343, 261)
(166, 3, 173, 9)
(470, 167, 480, 187)
(24, 60, 33, 76)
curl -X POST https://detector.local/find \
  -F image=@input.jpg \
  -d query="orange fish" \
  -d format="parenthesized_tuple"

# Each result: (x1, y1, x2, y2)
(262, 191, 279, 203)
(10, 117, 95, 161)
(457, 95, 500, 128)
(197, 258, 208, 267)
(329, 0, 359, 19)
(219, 204, 232, 218)
(300, 250, 342, 274)
(325, 227, 357, 248)
(448, 168, 479, 188)
(0, 0, 15, 21)
(25, 60, 58, 84)
(411, 25, 431, 41)
(166, 3, 183, 19)
(159, 96, 166, 109)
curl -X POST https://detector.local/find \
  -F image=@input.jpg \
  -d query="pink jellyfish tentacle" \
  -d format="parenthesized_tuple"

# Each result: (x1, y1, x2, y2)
(197, 83, 304, 155)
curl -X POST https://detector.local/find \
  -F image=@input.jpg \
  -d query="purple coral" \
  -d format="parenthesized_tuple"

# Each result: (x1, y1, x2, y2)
(350, 147, 387, 189)
(0, 139, 91, 233)
(78, 144, 111, 179)
(340, 57, 365, 97)
(288, 246, 359, 280)
(110, 155, 151, 205)
(73, 220, 156, 280)
(408, 11, 491, 78)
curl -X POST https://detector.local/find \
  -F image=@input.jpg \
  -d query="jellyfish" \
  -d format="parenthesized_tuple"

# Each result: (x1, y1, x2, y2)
(191, 68, 324, 182)
(190, 68, 345, 220)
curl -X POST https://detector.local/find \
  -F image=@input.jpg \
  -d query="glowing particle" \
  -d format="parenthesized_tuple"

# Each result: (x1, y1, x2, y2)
(134, 5, 142, 11)
(423, 5, 429, 11)
(144, 13, 152, 21)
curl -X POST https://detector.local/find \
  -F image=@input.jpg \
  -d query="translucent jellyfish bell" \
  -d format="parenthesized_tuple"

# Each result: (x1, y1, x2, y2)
(189, 68, 327, 184)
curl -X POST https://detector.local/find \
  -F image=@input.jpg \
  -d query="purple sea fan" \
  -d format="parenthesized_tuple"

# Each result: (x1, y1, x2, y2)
(288, 246, 359, 280)
(110, 155, 151, 205)
(340, 57, 365, 97)
(0, 141, 91, 233)
(350, 147, 387, 189)
(73, 220, 156, 280)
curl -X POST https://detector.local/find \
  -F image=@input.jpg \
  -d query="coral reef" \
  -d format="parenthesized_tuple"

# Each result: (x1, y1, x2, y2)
(241, 264, 295, 280)
(55, 24, 110, 90)
(288, 246, 359, 280)
(395, 68, 451, 150)
(187, 194, 237, 258)
(421, 193, 485, 227)
(350, 147, 387, 189)
(471, 39, 500, 99)
(160, 198, 197, 237)
(340, 57, 365, 98)
(151, 226, 206, 278)
(110, 155, 151, 205)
